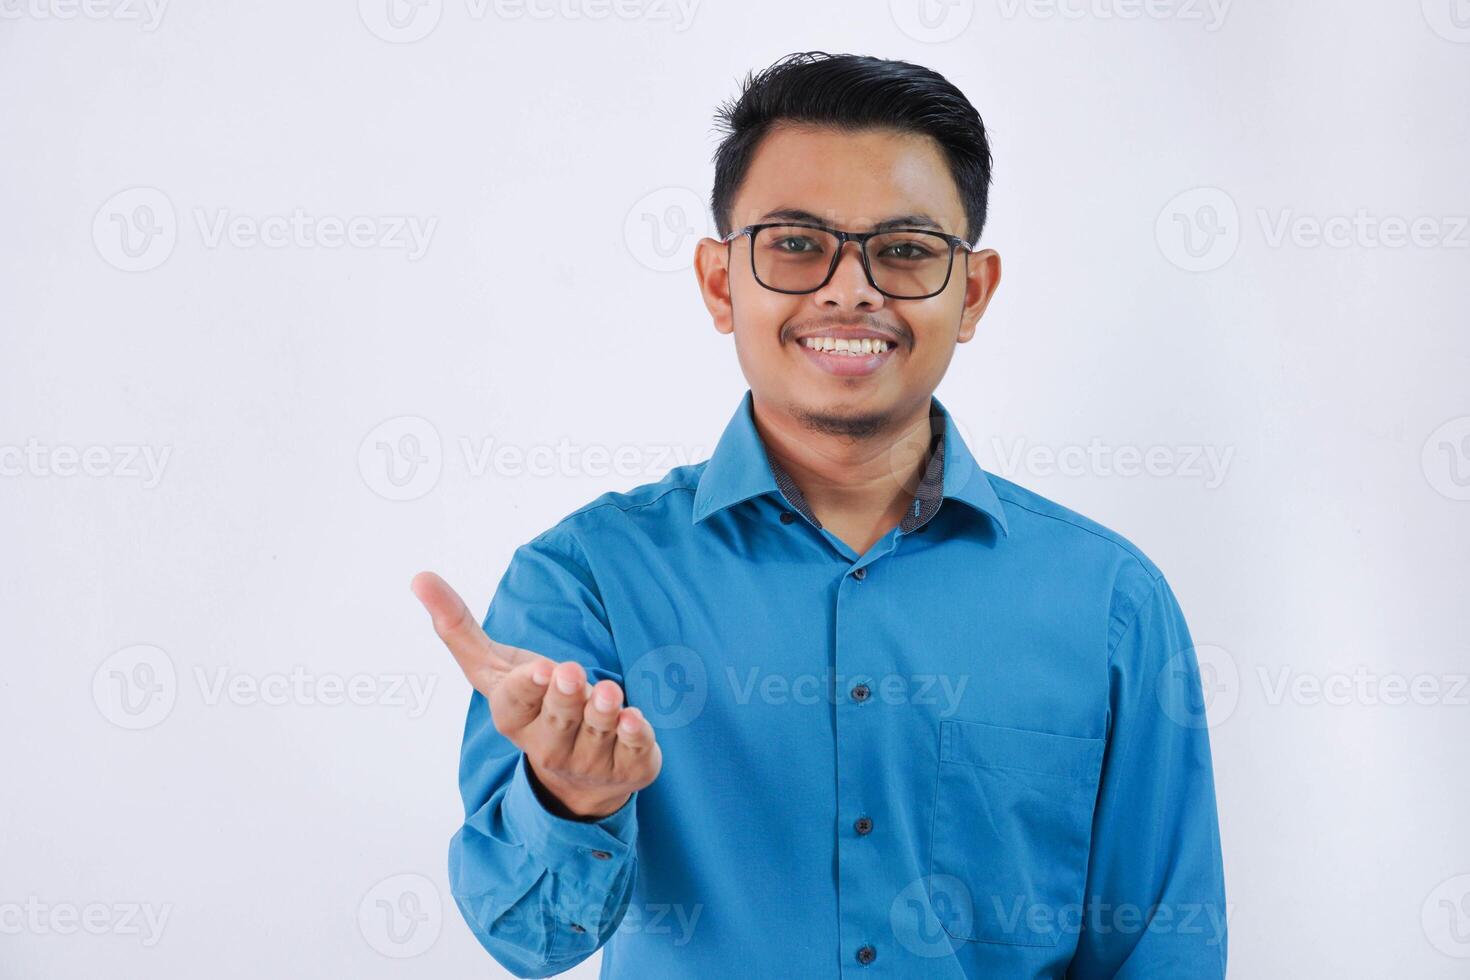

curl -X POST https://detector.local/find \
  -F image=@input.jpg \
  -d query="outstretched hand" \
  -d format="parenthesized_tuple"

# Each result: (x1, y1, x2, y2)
(412, 571, 661, 819)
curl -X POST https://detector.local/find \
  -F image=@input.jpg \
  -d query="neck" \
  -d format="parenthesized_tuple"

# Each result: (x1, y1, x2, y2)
(752, 392, 938, 534)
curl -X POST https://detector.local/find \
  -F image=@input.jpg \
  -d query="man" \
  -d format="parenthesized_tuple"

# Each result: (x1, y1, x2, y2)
(413, 51, 1228, 978)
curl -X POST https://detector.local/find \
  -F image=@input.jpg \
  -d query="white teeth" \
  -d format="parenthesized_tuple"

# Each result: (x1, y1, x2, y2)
(801, 337, 891, 355)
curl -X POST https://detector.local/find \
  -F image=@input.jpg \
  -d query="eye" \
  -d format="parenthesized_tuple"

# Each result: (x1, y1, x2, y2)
(878, 240, 938, 261)
(772, 235, 822, 254)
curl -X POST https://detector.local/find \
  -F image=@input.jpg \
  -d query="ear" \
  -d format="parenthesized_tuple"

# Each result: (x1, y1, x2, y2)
(956, 248, 1001, 344)
(694, 236, 736, 336)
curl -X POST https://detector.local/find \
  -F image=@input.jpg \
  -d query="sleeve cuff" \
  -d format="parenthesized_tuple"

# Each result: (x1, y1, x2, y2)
(502, 752, 638, 890)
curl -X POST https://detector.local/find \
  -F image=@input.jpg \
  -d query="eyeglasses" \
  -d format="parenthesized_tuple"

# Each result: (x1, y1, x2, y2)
(721, 221, 978, 300)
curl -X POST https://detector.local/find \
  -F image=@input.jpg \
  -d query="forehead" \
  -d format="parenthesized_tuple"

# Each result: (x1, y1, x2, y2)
(731, 123, 966, 235)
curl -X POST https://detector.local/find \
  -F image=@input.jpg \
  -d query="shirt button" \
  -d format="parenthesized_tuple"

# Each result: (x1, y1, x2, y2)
(851, 684, 871, 703)
(590, 850, 611, 860)
(780, 511, 796, 525)
(854, 816, 873, 835)
(852, 566, 866, 580)
(856, 944, 876, 965)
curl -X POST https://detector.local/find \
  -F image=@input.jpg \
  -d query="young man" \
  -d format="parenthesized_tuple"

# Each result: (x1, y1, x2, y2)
(413, 52, 1227, 979)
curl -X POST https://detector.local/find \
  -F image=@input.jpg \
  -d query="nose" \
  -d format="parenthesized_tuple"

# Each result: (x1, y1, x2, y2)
(812, 239, 884, 310)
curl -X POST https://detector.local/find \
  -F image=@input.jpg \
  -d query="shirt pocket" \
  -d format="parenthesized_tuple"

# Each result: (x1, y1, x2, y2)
(928, 718, 1104, 947)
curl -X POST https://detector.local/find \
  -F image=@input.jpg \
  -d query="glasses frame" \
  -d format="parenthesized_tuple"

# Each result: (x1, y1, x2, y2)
(720, 221, 979, 300)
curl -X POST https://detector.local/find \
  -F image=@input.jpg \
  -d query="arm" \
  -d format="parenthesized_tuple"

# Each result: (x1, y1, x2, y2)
(450, 721, 640, 977)
(414, 531, 660, 978)
(1067, 573, 1229, 979)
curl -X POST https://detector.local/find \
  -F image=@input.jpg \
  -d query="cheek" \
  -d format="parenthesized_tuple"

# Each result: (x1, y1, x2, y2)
(732, 288, 804, 349)
(902, 310, 962, 367)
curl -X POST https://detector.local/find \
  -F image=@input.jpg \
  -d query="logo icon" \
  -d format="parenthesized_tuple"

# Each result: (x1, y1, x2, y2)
(93, 187, 177, 272)
(623, 188, 713, 273)
(1423, 874, 1470, 957)
(1156, 187, 1240, 272)
(1423, 0, 1470, 42)
(625, 645, 706, 729)
(889, 0, 974, 43)
(358, 0, 442, 42)
(1157, 643, 1239, 729)
(891, 874, 971, 956)
(93, 644, 177, 730)
(359, 416, 443, 501)
(359, 873, 442, 957)
(1422, 416, 1470, 501)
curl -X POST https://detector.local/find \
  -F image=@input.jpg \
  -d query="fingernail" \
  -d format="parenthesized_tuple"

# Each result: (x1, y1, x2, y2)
(618, 716, 637, 734)
(532, 665, 551, 686)
(595, 691, 617, 711)
(555, 672, 579, 694)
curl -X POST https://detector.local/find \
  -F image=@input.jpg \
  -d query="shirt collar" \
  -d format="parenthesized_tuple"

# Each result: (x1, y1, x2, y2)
(691, 389, 1009, 538)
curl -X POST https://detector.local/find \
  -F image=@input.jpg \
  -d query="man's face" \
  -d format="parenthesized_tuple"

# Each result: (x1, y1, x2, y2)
(695, 123, 1001, 438)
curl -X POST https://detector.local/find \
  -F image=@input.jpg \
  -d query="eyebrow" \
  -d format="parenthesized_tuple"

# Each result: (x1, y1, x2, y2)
(757, 208, 949, 234)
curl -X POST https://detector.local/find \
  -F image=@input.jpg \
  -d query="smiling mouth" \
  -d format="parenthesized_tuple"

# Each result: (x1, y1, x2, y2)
(792, 334, 900, 377)
(797, 336, 895, 355)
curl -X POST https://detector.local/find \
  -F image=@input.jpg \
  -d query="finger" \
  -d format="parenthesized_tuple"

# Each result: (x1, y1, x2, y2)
(411, 572, 504, 691)
(569, 679, 624, 772)
(488, 656, 557, 739)
(613, 706, 660, 782)
(537, 660, 592, 760)
(485, 635, 551, 672)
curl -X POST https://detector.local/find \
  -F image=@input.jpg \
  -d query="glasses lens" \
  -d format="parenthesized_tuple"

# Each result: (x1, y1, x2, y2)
(750, 225, 954, 297)
(751, 225, 840, 293)
(865, 231, 955, 298)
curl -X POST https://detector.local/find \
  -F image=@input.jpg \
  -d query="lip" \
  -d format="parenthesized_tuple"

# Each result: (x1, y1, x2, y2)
(793, 336, 899, 377)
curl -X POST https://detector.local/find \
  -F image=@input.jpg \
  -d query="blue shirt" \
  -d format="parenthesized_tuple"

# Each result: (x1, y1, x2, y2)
(450, 389, 1228, 978)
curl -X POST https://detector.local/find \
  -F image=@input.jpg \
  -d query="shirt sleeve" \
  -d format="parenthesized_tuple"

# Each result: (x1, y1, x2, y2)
(1067, 573, 1229, 979)
(448, 528, 641, 978)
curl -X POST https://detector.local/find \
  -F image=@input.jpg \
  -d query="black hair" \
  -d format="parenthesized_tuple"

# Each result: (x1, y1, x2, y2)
(710, 51, 993, 244)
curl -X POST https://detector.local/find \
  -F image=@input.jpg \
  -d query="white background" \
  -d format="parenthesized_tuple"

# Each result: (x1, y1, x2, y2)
(3, 0, 1468, 977)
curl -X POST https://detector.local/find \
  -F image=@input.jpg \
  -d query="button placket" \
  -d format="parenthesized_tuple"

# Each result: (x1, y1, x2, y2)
(834, 548, 891, 972)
